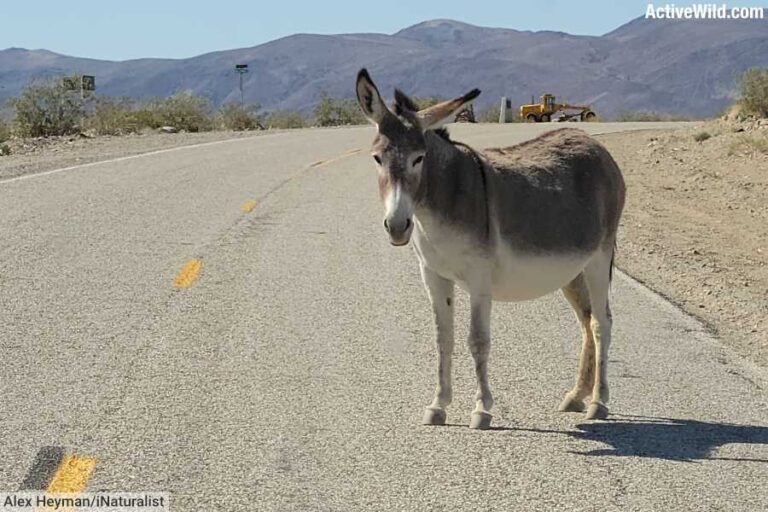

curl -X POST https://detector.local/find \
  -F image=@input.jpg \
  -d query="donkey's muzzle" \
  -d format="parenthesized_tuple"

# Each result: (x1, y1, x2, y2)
(384, 217, 413, 246)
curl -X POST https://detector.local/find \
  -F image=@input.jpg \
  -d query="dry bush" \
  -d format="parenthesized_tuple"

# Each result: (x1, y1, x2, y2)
(614, 110, 694, 122)
(0, 117, 10, 142)
(740, 67, 768, 118)
(83, 97, 153, 135)
(149, 90, 213, 132)
(10, 77, 85, 137)
(728, 134, 768, 155)
(216, 103, 263, 131)
(693, 131, 711, 142)
(265, 110, 308, 129)
(477, 105, 501, 123)
(313, 93, 366, 126)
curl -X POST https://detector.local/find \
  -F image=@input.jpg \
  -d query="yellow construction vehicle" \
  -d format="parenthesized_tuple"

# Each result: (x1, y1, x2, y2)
(519, 94, 596, 122)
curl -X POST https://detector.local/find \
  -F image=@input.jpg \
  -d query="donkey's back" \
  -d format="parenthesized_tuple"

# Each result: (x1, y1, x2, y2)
(482, 128, 625, 255)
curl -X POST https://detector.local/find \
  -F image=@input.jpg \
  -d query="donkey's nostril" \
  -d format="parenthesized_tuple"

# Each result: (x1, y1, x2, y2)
(383, 218, 389, 230)
(405, 218, 412, 230)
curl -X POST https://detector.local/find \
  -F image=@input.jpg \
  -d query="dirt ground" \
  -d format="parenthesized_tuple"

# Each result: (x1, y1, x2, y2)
(1, 123, 765, 369)
(597, 121, 768, 368)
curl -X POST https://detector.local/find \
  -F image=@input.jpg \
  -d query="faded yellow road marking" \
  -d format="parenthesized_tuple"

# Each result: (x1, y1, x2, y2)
(241, 199, 258, 213)
(173, 259, 203, 288)
(46, 454, 96, 493)
(310, 148, 362, 169)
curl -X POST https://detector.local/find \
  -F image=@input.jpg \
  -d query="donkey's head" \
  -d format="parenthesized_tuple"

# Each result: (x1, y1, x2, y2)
(355, 69, 480, 246)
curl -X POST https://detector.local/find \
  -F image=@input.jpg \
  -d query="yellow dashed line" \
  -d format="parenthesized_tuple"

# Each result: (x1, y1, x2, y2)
(310, 149, 361, 169)
(173, 259, 203, 289)
(241, 199, 258, 213)
(46, 454, 96, 494)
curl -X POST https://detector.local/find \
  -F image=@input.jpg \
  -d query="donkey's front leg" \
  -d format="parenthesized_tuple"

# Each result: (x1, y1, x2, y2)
(421, 265, 455, 426)
(468, 293, 493, 429)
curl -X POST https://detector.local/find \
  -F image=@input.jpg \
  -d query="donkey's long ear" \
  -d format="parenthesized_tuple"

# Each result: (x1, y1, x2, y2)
(417, 89, 481, 130)
(356, 69, 388, 125)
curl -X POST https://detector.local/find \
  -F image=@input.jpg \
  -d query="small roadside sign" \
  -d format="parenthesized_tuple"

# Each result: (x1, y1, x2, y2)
(82, 75, 96, 91)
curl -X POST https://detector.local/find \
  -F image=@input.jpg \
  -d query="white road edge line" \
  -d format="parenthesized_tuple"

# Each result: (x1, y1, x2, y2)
(0, 132, 282, 186)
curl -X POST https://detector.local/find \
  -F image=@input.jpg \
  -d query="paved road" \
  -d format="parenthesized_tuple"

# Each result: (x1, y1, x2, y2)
(1, 123, 767, 511)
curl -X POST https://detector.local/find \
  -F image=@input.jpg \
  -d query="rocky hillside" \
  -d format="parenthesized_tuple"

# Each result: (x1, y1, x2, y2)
(1, 17, 767, 117)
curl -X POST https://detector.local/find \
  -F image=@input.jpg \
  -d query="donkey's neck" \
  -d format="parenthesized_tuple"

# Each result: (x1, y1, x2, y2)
(415, 131, 490, 242)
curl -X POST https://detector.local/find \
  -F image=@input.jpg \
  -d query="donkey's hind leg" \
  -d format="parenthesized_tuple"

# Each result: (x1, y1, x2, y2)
(558, 273, 595, 413)
(582, 246, 615, 420)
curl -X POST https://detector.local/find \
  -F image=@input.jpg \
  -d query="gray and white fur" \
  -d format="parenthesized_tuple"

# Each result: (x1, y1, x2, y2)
(356, 69, 626, 429)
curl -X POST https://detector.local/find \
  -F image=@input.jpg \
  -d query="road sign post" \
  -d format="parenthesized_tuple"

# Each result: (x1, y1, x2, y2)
(235, 64, 249, 106)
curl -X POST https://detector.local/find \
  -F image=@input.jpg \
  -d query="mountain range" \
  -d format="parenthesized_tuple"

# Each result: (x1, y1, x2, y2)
(1, 16, 767, 118)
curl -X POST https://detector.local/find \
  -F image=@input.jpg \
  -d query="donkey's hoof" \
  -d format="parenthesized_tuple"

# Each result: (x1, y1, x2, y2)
(469, 411, 493, 430)
(423, 407, 447, 426)
(558, 395, 586, 413)
(586, 402, 609, 420)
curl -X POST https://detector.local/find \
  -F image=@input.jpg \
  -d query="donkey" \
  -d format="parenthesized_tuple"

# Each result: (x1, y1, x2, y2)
(355, 69, 626, 429)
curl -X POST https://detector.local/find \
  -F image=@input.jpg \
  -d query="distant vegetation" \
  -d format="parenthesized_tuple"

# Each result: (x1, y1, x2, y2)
(264, 110, 308, 129)
(693, 131, 712, 142)
(0, 117, 9, 143)
(476, 105, 500, 123)
(216, 103, 263, 131)
(739, 67, 768, 118)
(313, 93, 366, 127)
(9, 77, 86, 137)
(728, 134, 768, 155)
(0, 75, 380, 142)
(614, 110, 695, 122)
(0, 118, 9, 155)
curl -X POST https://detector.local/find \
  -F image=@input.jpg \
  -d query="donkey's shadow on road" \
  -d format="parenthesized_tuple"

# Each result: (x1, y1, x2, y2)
(558, 414, 768, 462)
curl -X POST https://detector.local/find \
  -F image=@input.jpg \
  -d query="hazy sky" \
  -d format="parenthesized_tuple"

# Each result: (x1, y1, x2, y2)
(0, 1, 760, 61)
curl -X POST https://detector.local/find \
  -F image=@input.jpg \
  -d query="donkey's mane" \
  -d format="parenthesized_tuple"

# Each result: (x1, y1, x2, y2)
(433, 127, 451, 141)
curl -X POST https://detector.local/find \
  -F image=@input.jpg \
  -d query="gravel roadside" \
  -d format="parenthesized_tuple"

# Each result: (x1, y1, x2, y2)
(597, 121, 768, 368)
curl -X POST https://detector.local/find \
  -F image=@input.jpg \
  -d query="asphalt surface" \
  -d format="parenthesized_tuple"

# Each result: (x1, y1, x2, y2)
(1, 123, 767, 511)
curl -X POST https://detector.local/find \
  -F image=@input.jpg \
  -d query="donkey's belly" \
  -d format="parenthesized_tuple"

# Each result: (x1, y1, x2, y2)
(490, 250, 592, 302)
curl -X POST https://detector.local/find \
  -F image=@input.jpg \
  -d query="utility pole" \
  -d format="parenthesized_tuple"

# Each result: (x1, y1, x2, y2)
(235, 64, 249, 106)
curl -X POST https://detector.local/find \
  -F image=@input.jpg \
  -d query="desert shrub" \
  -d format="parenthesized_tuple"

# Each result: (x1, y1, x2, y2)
(477, 105, 501, 123)
(10, 77, 85, 137)
(728, 134, 768, 155)
(314, 93, 366, 126)
(216, 103, 263, 131)
(615, 110, 693, 122)
(0, 143, 10, 156)
(149, 90, 212, 132)
(264, 110, 308, 129)
(739, 67, 768, 117)
(615, 110, 666, 122)
(83, 97, 152, 135)
(693, 131, 711, 142)
(0, 118, 10, 142)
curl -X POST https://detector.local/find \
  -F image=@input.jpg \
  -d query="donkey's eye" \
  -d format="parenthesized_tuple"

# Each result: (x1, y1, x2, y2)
(413, 155, 424, 166)
(373, 155, 382, 165)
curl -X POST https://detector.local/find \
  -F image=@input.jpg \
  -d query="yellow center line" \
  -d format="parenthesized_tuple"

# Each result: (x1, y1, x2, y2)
(45, 454, 97, 494)
(241, 199, 258, 213)
(310, 148, 362, 169)
(173, 259, 203, 289)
